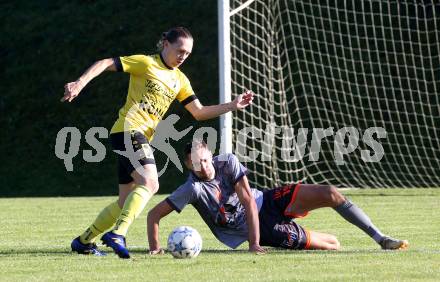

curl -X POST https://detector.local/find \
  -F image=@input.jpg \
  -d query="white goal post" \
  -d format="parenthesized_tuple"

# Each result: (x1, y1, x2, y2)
(218, 0, 440, 188)
(218, 0, 233, 155)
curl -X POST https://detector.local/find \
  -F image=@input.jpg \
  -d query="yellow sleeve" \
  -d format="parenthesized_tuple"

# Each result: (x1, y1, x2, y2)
(176, 72, 197, 105)
(114, 55, 149, 76)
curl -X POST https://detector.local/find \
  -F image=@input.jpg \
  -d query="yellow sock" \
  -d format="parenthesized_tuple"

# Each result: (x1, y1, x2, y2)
(79, 201, 121, 244)
(113, 185, 153, 237)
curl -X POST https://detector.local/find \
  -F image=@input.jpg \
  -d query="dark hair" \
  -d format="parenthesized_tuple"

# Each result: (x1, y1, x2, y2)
(157, 27, 193, 51)
(184, 139, 208, 160)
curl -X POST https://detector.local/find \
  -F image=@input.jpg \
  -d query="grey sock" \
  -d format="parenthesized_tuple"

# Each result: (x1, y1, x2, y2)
(333, 199, 384, 243)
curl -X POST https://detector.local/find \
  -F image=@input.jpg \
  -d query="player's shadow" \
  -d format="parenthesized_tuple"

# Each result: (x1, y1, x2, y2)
(135, 248, 406, 255)
(0, 248, 248, 256)
(3, 248, 437, 256)
(190, 249, 250, 254)
(140, 247, 440, 255)
(342, 191, 438, 197)
(135, 249, 251, 254)
(0, 249, 72, 256)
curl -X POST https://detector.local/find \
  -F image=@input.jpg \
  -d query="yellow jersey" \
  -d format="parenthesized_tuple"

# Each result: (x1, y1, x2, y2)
(110, 54, 197, 140)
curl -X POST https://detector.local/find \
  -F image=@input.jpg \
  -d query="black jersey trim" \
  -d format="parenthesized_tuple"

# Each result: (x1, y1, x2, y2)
(159, 53, 173, 70)
(233, 171, 247, 185)
(180, 95, 198, 106)
(113, 57, 123, 72)
(166, 198, 182, 213)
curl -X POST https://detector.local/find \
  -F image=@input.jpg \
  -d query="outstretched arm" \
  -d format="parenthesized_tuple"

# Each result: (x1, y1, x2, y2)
(184, 90, 254, 121)
(147, 199, 174, 254)
(235, 175, 266, 254)
(61, 58, 116, 102)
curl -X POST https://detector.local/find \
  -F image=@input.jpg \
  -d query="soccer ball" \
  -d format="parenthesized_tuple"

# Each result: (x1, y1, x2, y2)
(167, 226, 202, 259)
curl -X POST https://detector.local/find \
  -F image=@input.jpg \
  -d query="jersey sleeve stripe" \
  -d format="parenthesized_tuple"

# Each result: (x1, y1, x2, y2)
(180, 95, 198, 106)
(113, 57, 123, 72)
(233, 171, 247, 185)
(166, 198, 182, 213)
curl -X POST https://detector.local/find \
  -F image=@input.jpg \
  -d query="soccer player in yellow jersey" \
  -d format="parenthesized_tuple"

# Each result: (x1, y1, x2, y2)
(62, 27, 254, 258)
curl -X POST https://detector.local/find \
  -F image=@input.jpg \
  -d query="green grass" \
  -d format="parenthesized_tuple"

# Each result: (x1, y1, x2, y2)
(1, 189, 439, 281)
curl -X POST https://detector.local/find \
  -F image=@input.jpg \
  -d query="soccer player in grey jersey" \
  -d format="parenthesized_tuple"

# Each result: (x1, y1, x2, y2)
(147, 140, 408, 254)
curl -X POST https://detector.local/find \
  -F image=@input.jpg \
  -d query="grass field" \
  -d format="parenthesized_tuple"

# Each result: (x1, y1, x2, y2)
(1, 189, 439, 281)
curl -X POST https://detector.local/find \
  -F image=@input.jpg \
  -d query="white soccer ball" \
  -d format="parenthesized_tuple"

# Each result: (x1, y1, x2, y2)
(167, 226, 202, 259)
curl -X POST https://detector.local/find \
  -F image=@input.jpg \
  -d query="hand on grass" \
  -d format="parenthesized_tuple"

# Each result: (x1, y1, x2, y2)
(149, 248, 165, 256)
(249, 243, 266, 255)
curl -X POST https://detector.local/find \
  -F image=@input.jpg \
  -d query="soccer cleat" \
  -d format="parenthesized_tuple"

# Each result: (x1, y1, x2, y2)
(71, 237, 106, 256)
(101, 232, 130, 259)
(379, 236, 409, 250)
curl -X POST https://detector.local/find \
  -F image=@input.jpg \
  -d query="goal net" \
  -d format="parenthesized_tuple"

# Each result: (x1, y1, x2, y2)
(221, 0, 440, 188)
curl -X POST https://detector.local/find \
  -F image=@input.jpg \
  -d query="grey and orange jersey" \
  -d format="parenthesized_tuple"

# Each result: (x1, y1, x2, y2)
(166, 153, 263, 249)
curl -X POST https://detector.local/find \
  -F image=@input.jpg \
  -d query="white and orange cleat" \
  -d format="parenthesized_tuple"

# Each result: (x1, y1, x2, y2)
(380, 236, 409, 250)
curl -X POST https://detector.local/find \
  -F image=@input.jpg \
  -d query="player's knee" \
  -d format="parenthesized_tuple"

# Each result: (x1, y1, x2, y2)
(135, 178, 159, 194)
(134, 175, 159, 193)
(325, 185, 345, 205)
(145, 178, 159, 194)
